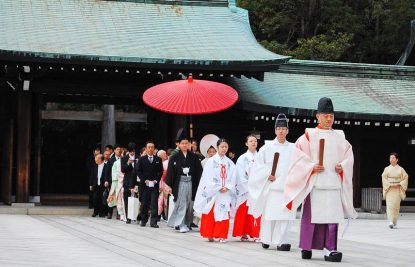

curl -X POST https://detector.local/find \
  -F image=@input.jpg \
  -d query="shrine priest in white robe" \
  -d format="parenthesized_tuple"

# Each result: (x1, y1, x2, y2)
(284, 97, 357, 263)
(248, 113, 296, 251)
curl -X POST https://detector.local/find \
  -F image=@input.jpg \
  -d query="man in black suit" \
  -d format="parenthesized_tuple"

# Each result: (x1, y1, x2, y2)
(136, 141, 163, 228)
(89, 154, 108, 217)
(121, 142, 138, 224)
(86, 146, 101, 209)
(105, 144, 114, 159)
(105, 144, 122, 219)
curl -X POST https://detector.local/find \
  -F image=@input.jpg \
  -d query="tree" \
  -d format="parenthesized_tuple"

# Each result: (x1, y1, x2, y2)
(237, 0, 415, 64)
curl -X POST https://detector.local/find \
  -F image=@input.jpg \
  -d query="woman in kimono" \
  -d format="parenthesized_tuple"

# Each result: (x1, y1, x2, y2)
(108, 158, 127, 221)
(194, 138, 236, 243)
(382, 152, 409, 229)
(232, 134, 261, 241)
(157, 150, 169, 220)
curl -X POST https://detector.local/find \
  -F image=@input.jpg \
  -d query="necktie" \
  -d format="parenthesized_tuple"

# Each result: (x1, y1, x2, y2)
(149, 156, 153, 163)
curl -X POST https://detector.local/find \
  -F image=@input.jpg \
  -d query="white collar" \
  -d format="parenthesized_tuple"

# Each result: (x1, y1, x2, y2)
(273, 138, 288, 146)
(213, 153, 226, 162)
(246, 150, 257, 160)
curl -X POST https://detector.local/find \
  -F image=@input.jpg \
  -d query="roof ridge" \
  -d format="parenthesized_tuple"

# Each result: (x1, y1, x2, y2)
(103, 0, 229, 7)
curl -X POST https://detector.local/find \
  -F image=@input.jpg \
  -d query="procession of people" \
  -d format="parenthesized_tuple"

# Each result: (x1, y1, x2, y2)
(87, 97, 409, 263)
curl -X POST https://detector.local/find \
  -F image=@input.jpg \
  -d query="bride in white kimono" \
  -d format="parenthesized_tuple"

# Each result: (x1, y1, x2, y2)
(194, 138, 236, 243)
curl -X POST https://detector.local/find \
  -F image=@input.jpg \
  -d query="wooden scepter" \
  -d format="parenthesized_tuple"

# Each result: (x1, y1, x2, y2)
(271, 152, 280, 176)
(319, 139, 325, 166)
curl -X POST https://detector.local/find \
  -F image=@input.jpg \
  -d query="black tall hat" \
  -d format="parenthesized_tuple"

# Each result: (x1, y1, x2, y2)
(317, 97, 334, 113)
(275, 113, 289, 128)
(176, 128, 189, 142)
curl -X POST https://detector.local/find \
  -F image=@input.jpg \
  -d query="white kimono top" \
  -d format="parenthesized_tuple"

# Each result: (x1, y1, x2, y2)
(248, 139, 295, 220)
(235, 150, 258, 209)
(194, 153, 236, 221)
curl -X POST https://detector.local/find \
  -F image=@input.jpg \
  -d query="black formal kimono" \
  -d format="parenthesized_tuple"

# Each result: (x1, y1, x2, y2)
(165, 151, 203, 202)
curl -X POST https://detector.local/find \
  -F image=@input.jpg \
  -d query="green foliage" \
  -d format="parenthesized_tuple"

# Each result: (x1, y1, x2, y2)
(260, 40, 290, 55)
(292, 33, 354, 61)
(238, 0, 415, 64)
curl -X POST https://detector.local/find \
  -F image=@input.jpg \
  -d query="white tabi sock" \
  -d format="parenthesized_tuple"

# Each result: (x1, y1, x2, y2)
(324, 248, 335, 256)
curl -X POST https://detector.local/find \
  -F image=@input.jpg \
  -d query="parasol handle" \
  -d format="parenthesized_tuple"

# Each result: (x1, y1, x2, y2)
(271, 152, 280, 176)
(319, 139, 325, 166)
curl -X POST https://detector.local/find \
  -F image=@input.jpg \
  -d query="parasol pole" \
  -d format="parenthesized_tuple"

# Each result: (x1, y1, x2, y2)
(189, 115, 193, 139)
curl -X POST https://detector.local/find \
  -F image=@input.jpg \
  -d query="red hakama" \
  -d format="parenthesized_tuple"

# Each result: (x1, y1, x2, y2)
(232, 201, 261, 238)
(200, 205, 229, 239)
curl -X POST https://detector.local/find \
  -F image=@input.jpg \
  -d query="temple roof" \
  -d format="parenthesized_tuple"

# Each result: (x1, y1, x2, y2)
(0, 0, 289, 72)
(231, 60, 415, 121)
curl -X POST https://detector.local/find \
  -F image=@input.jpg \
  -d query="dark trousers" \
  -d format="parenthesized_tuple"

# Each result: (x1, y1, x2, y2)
(140, 187, 158, 226)
(88, 190, 93, 209)
(123, 186, 131, 219)
(92, 185, 104, 216)
(108, 206, 114, 217)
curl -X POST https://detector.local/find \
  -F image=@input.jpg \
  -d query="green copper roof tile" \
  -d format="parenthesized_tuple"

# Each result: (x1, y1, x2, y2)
(230, 62, 415, 120)
(0, 0, 289, 69)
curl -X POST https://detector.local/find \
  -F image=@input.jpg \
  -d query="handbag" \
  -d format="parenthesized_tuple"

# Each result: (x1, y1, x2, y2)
(127, 192, 140, 220)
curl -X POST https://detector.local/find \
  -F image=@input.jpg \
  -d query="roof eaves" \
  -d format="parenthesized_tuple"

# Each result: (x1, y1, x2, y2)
(0, 50, 290, 71)
(281, 59, 415, 80)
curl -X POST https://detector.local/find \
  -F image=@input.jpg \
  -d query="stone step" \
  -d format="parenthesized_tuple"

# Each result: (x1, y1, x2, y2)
(0, 205, 91, 216)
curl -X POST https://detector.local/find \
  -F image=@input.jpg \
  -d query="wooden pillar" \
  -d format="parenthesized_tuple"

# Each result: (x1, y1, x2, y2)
(101, 105, 116, 149)
(1, 120, 14, 204)
(32, 94, 42, 199)
(16, 90, 32, 203)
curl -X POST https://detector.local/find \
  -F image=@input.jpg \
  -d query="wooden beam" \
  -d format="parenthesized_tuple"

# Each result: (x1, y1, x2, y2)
(41, 110, 147, 123)
(16, 91, 32, 203)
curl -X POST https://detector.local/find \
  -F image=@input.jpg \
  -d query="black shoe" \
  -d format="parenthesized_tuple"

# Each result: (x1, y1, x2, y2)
(277, 244, 291, 251)
(107, 214, 112, 219)
(324, 251, 342, 262)
(99, 214, 105, 218)
(150, 224, 159, 228)
(188, 226, 192, 231)
(91, 213, 97, 217)
(140, 223, 146, 227)
(262, 243, 270, 249)
(190, 222, 198, 228)
(175, 226, 180, 230)
(301, 250, 312, 259)
(126, 219, 131, 224)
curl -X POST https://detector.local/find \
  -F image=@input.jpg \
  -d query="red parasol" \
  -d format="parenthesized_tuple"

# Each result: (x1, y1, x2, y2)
(142, 75, 238, 115)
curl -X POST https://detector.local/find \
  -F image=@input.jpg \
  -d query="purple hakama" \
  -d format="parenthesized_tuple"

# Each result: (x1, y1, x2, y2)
(299, 195, 338, 251)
